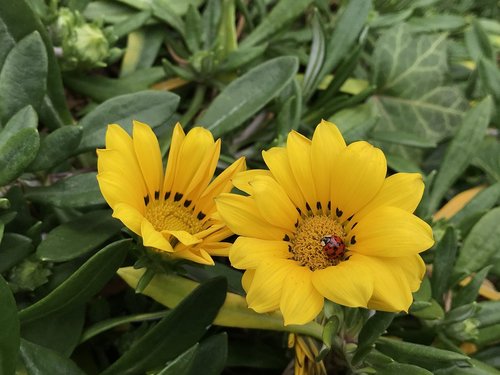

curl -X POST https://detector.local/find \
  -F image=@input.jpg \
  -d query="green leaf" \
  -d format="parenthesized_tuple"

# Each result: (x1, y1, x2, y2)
(2, 105, 38, 135)
(20, 339, 85, 375)
(0, 275, 20, 375)
(431, 227, 458, 304)
(0, 127, 40, 186)
(120, 27, 165, 76)
(476, 301, 500, 327)
(101, 277, 227, 375)
(376, 337, 471, 371)
(370, 130, 437, 148)
(157, 344, 198, 375)
(455, 207, 500, 275)
(28, 126, 83, 171)
(0, 233, 33, 273)
(216, 44, 267, 72)
(25, 173, 105, 208)
(18, 239, 130, 323)
(407, 15, 466, 32)
(478, 59, 500, 106)
(410, 299, 445, 320)
(64, 67, 165, 102)
(453, 266, 492, 308)
(471, 138, 500, 182)
(110, 9, 152, 39)
(0, 31, 47, 124)
(330, 102, 378, 143)
(77, 90, 179, 151)
(240, 0, 313, 48)
(353, 312, 395, 365)
(198, 56, 298, 138)
(465, 19, 494, 62)
(374, 362, 433, 375)
(370, 25, 467, 157)
(302, 10, 326, 99)
(37, 210, 123, 262)
(21, 306, 85, 357)
(450, 182, 500, 225)
(428, 97, 493, 213)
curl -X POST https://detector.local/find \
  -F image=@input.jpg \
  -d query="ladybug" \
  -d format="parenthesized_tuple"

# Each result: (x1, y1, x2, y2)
(320, 235, 346, 259)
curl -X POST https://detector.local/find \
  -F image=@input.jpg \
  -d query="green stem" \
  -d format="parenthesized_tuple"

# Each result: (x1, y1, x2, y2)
(179, 84, 206, 127)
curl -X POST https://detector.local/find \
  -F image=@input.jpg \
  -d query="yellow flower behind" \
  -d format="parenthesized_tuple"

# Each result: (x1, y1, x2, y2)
(97, 121, 245, 265)
(216, 121, 434, 325)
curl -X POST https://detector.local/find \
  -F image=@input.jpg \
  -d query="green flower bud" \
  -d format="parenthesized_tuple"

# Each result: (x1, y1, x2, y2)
(445, 318, 480, 342)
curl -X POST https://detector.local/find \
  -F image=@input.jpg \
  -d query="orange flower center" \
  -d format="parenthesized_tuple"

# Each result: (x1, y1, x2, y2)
(144, 200, 203, 234)
(290, 215, 347, 271)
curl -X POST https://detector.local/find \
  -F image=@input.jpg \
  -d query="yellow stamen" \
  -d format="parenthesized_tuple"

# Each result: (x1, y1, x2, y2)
(144, 200, 202, 234)
(290, 215, 346, 270)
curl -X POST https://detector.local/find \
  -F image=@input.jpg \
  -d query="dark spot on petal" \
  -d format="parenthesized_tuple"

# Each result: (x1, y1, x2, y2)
(295, 220, 299, 227)
(316, 202, 322, 210)
(184, 200, 192, 207)
(144, 196, 149, 205)
(283, 234, 290, 242)
(351, 222, 358, 229)
(306, 202, 312, 211)
(336, 208, 343, 217)
(350, 236, 356, 245)
(154, 191, 159, 200)
(327, 201, 331, 210)
(164, 191, 171, 200)
(288, 245, 292, 252)
(174, 192, 183, 201)
(197, 212, 206, 220)
(347, 214, 354, 221)
(296, 207, 302, 215)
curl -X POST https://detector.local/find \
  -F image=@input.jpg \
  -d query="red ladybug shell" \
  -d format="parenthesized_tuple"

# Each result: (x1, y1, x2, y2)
(320, 235, 345, 259)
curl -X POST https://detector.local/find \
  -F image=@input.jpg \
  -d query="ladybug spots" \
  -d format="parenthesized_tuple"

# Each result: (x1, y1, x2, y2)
(320, 235, 346, 260)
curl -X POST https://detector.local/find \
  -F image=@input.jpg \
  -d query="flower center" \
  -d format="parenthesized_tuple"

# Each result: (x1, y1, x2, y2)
(144, 200, 203, 234)
(290, 215, 347, 271)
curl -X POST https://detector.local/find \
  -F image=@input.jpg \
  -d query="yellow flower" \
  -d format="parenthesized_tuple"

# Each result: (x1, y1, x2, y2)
(97, 121, 245, 265)
(216, 121, 434, 325)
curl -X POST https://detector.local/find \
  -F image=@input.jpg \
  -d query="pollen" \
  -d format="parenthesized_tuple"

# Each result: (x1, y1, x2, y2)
(290, 215, 347, 271)
(144, 199, 203, 234)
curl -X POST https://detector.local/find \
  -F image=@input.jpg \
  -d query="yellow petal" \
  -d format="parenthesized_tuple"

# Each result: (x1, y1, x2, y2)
(359, 254, 413, 312)
(242, 269, 255, 292)
(330, 141, 386, 220)
(132, 121, 164, 198)
(263, 147, 306, 213)
(229, 237, 291, 269)
(184, 139, 220, 201)
(203, 242, 231, 256)
(311, 255, 374, 308)
(395, 254, 426, 292)
(141, 220, 173, 252)
(112, 203, 144, 235)
(287, 131, 317, 208)
(173, 248, 214, 265)
(250, 175, 299, 230)
(231, 169, 271, 195)
(97, 172, 144, 211)
(311, 120, 346, 209)
(105, 123, 132, 151)
(353, 173, 425, 224)
(280, 267, 324, 325)
(216, 194, 289, 240)
(246, 259, 299, 313)
(350, 206, 434, 257)
(163, 123, 185, 194)
(164, 230, 202, 246)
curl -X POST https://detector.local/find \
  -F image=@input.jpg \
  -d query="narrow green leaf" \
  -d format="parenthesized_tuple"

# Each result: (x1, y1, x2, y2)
(330, 103, 378, 143)
(370, 130, 437, 148)
(408, 15, 466, 32)
(77, 90, 179, 151)
(431, 227, 458, 303)
(120, 27, 165, 76)
(185, 333, 227, 375)
(216, 44, 267, 72)
(374, 362, 433, 375)
(0, 275, 20, 375)
(151, 0, 185, 34)
(465, 19, 494, 61)
(184, 5, 202, 53)
(240, 0, 313, 48)
(20, 339, 85, 375)
(476, 301, 500, 327)
(0, 31, 47, 124)
(428, 97, 493, 213)
(1, 106, 38, 135)
(110, 9, 152, 39)
(0, 233, 33, 273)
(198, 56, 298, 137)
(477, 324, 500, 347)
(478, 59, 500, 105)
(410, 299, 445, 320)
(28, 126, 83, 171)
(18, 239, 130, 323)
(157, 344, 198, 375)
(453, 266, 492, 308)
(0, 127, 40, 186)
(101, 277, 227, 375)
(471, 138, 500, 182)
(302, 10, 325, 99)
(25, 173, 105, 208)
(450, 183, 500, 225)
(455, 207, 500, 275)
(353, 312, 396, 365)
(37, 210, 122, 262)
(376, 337, 471, 370)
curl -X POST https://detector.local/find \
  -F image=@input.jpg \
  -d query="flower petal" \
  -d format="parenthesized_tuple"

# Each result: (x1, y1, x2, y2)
(229, 237, 291, 269)
(216, 193, 290, 240)
(242, 269, 256, 292)
(311, 120, 346, 209)
(395, 254, 426, 292)
(97, 172, 143, 211)
(312, 254, 374, 308)
(132, 121, 164, 198)
(112, 203, 144, 235)
(247, 259, 300, 313)
(287, 131, 317, 208)
(231, 169, 271, 195)
(353, 173, 424, 224)
(141, 220, 173, 252)
(250, 175, 300, 231)
(263, 147, 306, 212)
(350, 206, 434, 257)
(164, 230, 202, 246)
(173, 248, 214, 265)
(359, 255, 413, 312)
(280, 267, 324, 325)
(330, 141, 386, 220)
(163, 123, 185, 194)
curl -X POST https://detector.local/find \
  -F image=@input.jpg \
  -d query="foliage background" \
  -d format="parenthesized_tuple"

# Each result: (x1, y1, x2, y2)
(0, 0, 499, 374)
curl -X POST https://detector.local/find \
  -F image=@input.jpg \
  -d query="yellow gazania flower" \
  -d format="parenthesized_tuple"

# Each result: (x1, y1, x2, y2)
(97, 121, 245, 265)
(216, 120, 434, 325)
